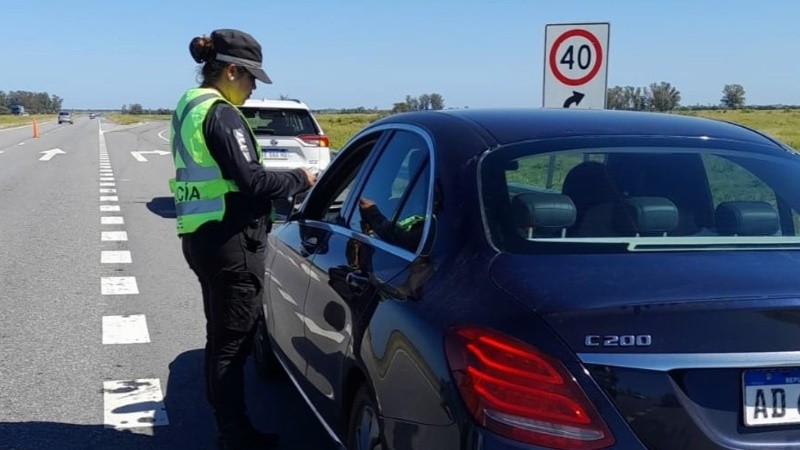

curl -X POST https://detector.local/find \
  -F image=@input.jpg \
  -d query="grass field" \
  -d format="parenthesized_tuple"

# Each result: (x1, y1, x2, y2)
(4, 109, 797, 152)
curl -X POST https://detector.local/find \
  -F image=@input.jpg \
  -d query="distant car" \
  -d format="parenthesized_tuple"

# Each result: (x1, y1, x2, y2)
(58, 111, 73, 124)
(255, 108, 800, 450)
(89, 113, 96, 119)
(238, 98, 331, 174)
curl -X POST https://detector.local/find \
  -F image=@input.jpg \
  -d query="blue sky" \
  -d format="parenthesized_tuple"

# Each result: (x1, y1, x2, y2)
(3, 1, 799, 110)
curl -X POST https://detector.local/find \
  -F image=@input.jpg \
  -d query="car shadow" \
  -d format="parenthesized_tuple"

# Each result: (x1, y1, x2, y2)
(0, 349, 336, 449)
(146, 197, 176, 219)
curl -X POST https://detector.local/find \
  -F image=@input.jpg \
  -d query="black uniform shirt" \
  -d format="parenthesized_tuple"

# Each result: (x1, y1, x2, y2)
(191, 101, 308, 239)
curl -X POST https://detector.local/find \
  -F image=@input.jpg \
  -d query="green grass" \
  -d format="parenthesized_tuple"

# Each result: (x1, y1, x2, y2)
(678, 109, 800, 150)
(105, 113, 171, 125)
(315, 113, 385, 150)
(0, 115, 56, 128)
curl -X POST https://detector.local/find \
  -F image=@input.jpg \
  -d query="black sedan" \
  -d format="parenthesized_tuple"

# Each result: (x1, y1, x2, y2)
(255, 108, 800, 449)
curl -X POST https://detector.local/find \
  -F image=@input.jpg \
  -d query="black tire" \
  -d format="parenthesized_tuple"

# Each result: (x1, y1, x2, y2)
(252, 315, 283, 379)
(346, 385, 387, 450)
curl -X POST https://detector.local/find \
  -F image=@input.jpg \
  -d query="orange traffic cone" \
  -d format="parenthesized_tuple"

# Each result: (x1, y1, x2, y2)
(32, 117, 39, 138)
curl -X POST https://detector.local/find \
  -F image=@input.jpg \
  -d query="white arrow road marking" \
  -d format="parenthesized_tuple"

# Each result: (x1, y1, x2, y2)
(103, 379, 168, 429)
(39, 148, 66, 161)
(131, 150, 170, 162)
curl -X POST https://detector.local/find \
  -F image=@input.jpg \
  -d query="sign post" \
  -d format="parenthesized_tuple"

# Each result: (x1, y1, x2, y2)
(543, 23, 610, 109)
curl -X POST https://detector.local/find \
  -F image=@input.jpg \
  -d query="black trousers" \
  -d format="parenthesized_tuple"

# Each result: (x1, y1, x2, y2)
(181, 219, 267, 432)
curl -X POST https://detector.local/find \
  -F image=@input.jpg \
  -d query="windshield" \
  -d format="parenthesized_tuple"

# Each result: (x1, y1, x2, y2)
(480, 138, 800, 253)
(238, 107, 318, 136)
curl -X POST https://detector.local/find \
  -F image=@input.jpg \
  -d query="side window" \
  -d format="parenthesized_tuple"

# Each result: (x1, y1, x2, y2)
(302, 132, 382, 223)
(350, 130, 431, 252)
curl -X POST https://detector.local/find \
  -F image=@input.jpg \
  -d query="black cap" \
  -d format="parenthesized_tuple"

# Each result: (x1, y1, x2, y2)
(211, 29, 272, 84)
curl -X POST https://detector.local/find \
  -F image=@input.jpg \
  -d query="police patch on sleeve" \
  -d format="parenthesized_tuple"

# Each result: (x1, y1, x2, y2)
(233, 128, 252, 162)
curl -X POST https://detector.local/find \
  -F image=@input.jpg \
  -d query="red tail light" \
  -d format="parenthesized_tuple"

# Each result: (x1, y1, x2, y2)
(445, 326, 614, 450)
(298, 134, 329, 147)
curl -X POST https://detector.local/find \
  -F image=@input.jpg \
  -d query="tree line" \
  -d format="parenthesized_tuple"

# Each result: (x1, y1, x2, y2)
(606, 83, 747, 111)
(392, 94, 445, 113)
(0, 90, 63, 114)
(120, 103, 172, 115)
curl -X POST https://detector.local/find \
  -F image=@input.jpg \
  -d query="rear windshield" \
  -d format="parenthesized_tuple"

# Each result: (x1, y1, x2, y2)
(238, 107, 318, 136)
(480, 137, 800, 253)
(59, 112, 69, 115)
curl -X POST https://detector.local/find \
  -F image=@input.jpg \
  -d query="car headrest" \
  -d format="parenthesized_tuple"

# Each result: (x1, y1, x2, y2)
(511, 192, 576, 232)
(715, 201, 779, 236)
(616, 196, 679, 236)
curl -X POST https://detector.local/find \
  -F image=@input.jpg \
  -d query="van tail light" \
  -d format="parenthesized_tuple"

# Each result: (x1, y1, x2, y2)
(445, 326, 614, 450)
(298, 134, 329, 147)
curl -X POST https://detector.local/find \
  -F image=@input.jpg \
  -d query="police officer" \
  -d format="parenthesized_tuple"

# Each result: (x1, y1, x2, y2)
(170, 29, 315, 450)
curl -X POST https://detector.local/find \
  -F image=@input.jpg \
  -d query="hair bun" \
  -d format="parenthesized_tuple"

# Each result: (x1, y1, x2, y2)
(189, 36, 214, 63)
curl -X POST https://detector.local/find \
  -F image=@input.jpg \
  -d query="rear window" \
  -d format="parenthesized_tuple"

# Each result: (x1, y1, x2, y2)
(480, 138, 800, 253)
(59, 111, 69, 116)
(238, 107, 318, 136)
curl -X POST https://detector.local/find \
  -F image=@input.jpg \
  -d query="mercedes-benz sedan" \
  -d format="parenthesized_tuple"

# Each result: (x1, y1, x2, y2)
(255, 108, 800, 449)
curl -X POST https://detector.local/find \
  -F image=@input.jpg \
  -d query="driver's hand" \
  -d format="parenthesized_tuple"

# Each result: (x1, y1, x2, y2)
(359, 198, 375, 209)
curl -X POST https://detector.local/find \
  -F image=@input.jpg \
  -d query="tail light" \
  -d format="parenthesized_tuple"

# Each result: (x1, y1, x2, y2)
(298, 134, 329, 147)
(445, 326, 614, 450)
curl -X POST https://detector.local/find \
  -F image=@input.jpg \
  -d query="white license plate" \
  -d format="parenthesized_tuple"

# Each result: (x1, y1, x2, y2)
(743, 368, 800, 426)
(265, 150, 288, 159)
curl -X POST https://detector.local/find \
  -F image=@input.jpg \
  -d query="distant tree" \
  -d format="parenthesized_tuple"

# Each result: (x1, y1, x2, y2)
(418, 94, 431, 110)
(721, 84, 746, 109)
(392, 102, 411, 113)
(278, 94, 291, 100)
(649, 82, 681, 111)
(128, 103, 144, 115)
(405, 95, 420, 111)
(430, 93, 444, 110)
(606, 86, 626, 109)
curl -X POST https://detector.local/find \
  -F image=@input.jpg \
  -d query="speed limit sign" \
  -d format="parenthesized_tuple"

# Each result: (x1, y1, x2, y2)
(543, 23, 609, 109)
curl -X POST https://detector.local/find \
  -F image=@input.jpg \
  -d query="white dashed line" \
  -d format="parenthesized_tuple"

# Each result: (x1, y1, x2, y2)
(102, 315, 151, 344)
(100, 177, 115, 181)
(103, 379, 169, 429)
(101, 251, 132, 264)
(100, 188, 118, 194)
(101, 231, 128, 241)
(101, 277, 139, 295)
(101, 216, 124, 225)
(100, 205, 121, 212)
(100, 196, 119, 202)
(100, 182, 116, 187)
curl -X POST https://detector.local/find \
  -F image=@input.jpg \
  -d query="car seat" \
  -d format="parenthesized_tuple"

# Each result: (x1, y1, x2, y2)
(561, 161, 625, 236)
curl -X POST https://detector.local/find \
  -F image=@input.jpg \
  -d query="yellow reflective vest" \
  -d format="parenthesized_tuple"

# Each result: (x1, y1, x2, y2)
(169, 87, 262, 234)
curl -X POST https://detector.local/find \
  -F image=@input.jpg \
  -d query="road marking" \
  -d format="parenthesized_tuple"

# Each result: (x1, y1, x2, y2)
(101, 231, 128, 241)
(158, 129, 169, 142)
(39, 148, 66, 161)
(100, 188, 118, 194)
(131, 150, 170, 162)
(101, 205, 121, 212)
(0, 151, 3, 154)
(102, 315, 150, 344)
(101, 276, 139, 295)
(17, 143, 24, 146)
(100, 178, 115, 182)
(102, 250, 131, 263)
(100, 196, 119, 202)
(100, 182, 116, 187)
(103, 379, 169, 429)
(101, 216, 124, 225)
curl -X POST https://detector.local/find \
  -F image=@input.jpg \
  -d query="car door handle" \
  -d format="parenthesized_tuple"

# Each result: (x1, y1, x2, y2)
(300, 237, 318, 257)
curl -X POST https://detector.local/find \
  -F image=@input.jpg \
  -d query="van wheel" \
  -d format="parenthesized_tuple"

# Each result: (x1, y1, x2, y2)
(252, 316, 283, 379)
(346, 385, 386, 450)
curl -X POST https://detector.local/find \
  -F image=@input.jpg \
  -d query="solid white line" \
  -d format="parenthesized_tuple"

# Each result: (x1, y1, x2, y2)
(100, 196, 119, 202)
(101, 250, 132, 263)
(101, 216, 124, 225)
(102, 315, 150, 344)
(100, 205, 121, 212)
(101, 231, 128, 241)
(101, 276, 139, 295)
(100, 188, 118, 194)
(103, 379, 169, 429)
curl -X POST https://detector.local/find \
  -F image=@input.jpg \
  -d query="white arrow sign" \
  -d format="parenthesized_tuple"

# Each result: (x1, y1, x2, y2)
(131, 150, 170, 162)
(40, 148, 66, 161)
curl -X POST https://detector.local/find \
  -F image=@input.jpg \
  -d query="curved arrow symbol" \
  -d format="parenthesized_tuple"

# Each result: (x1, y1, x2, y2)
(563, 91, 586, 108)
(131, 150, 170, 162)
(40, 148, 66, 161)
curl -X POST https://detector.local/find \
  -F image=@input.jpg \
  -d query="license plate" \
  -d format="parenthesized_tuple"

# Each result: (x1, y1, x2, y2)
(265, 150, 288, 159)
(743, 368, 800, 426)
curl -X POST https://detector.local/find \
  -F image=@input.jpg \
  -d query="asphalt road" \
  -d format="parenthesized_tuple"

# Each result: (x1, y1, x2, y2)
(0, 117, 335, 449)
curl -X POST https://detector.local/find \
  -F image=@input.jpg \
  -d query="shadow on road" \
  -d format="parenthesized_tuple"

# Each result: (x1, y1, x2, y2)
(0, 349, 335, 450)
(146, 197, 176, 219)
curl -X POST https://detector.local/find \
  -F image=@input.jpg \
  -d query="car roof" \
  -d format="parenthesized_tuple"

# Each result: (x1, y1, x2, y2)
(241, 98, 309, 110)
(376, 108, 781, 149)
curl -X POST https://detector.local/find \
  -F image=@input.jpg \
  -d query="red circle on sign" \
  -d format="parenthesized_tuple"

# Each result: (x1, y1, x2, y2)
(549, 29, 603, 86)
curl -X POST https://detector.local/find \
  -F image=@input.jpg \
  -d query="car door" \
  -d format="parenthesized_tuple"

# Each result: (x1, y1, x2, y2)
(300, 128, 435, 426)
